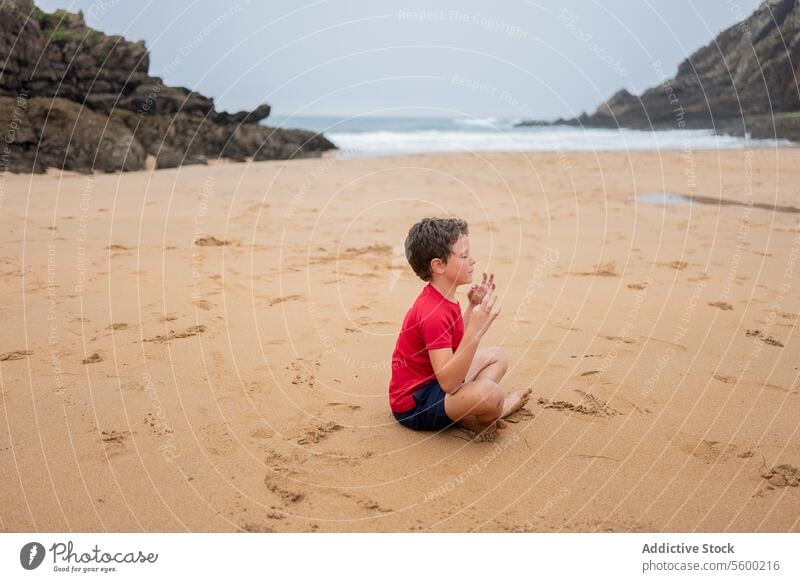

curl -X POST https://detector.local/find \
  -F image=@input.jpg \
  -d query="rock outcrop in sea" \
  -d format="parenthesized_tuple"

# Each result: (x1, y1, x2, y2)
(519, 0, 800, 141)
(0, 0, 336, 173)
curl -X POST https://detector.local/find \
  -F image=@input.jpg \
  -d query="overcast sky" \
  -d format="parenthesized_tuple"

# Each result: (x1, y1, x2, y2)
(37, 0, 763, 119)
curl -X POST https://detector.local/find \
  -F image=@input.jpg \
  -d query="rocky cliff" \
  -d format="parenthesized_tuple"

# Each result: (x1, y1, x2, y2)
(520, 0, 800, 141)
(0, 0, 336, 173)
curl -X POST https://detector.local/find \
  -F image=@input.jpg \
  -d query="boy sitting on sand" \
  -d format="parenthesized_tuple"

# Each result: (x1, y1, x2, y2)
(389, 217, 531, 438)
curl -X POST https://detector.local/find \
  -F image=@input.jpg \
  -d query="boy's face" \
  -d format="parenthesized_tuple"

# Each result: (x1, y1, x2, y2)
(435, 234, 475, 286)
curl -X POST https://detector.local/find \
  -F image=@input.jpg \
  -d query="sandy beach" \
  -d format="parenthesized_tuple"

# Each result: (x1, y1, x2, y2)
(1, 148, 798, 532)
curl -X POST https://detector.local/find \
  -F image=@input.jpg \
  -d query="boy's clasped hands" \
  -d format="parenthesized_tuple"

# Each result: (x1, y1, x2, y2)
(466, 272, 501, 338)
(467, 271, 494, 305)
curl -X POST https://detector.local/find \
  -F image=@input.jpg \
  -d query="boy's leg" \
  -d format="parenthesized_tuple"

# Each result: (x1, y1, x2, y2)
(444, 378, 505, 425)
(464, 346, 508, 385)
(456, 347, 530, 430)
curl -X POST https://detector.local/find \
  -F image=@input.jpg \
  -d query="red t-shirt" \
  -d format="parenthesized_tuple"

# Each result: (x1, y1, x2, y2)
(388, 283, 464, 413)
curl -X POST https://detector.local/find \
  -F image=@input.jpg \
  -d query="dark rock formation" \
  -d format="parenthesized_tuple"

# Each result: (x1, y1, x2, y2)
(0, 0, 336, 173)
(519, 0, 800, 141)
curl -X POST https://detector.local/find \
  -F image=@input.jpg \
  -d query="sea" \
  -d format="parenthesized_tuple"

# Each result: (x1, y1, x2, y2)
(268, 115, 791, 158)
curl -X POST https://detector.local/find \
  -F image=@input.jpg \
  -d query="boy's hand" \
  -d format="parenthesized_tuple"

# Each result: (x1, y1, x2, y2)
(467, 272, 495, 306)
(465, 287, 501, 339)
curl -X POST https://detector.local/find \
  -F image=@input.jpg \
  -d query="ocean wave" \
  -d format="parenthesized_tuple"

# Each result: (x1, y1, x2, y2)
(327, 127, 790, 157)
(453, 116, 521, 130)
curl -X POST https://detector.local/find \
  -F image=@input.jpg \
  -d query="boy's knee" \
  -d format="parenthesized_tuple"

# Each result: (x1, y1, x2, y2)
(483, 345, 506, 363)
(476, 379, 503, 411)
(493, 348, 509, 371)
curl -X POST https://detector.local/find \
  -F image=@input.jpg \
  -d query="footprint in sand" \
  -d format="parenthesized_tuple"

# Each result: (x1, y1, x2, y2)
(152, 312, 179, 322)
(573, 262, 618, 277)
(672, 432, 752, 465)
(356, 497, 392, 513)
(265, 509, 286, 521)
(268, 294, 303, 307)
(107, 322, 130, 330)
(0, 350, 33, 361)
(601, 335, 636, 345)
(144, 412, 173, 436)
(243, 202, 270, 213)
(296, 421, 343, 445)
(713, 374, 737, 384)
(201, 422, 238, 456)
(123, 380, 146, 392)
(100, 430, 130, 458)
(195, 236, 230, 247)
(345, 243, 393, 257)
(143, 325, 207, 343)
(239, 522, 274, 533)
(264, 473, 305, 504)
(708, 301, 733, 311)
(660, 260, 688, 270)
(311, 243, 393, 266)
(627, 281, 650, 290)
(285, 359, 318, 388)
(192, 299, 215, 311)
(249, 427, 274, 440)
(354, 316, 394, 329)
(763, 382, 799, 395)
(745, 329, 784, 347)
(82, 352, 103, 364)
(762, 464, 799, 488)
(679, 439, 731, 464)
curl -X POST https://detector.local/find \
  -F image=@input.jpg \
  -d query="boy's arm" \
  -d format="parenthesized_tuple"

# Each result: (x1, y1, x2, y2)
(428, 327, 481, 394)
(461, 302, 475, 329)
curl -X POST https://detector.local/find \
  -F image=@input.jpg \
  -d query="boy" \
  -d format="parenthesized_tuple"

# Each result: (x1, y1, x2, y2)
(389, 217, 531, 438)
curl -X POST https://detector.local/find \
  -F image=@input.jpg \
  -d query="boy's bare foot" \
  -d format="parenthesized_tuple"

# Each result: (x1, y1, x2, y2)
(501, 388, 532, 418)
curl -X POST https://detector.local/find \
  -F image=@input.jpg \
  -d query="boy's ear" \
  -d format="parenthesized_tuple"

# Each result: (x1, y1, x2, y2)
(430, 257, 445, 275)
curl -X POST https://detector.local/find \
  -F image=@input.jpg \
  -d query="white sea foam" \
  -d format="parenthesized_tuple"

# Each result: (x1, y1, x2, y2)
(270, 115, 793, 158)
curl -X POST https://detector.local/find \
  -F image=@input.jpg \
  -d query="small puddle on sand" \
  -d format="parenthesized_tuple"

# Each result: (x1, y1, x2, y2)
(634, 192, 800, 214)
(634, 192, 693, 206)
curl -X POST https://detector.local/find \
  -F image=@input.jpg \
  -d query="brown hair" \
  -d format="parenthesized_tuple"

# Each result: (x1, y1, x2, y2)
(404, 217, 469, 281)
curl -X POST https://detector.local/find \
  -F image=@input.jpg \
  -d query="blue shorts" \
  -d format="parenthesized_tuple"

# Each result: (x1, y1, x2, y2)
(393, 380, 456, 431)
